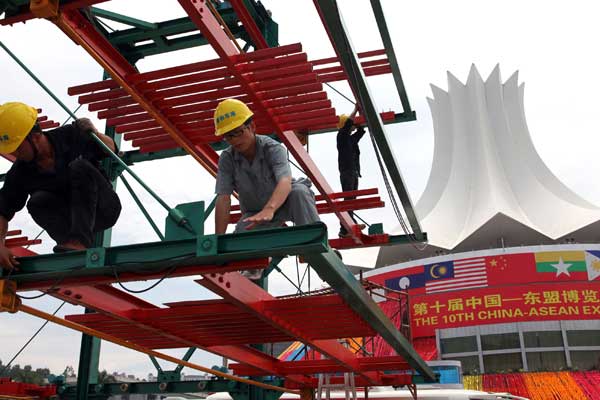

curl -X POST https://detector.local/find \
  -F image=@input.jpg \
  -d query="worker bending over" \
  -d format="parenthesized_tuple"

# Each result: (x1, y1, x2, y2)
(213, 99, 320, 279)
(337, 104, 366, 238)
(0, 102, 121, 270)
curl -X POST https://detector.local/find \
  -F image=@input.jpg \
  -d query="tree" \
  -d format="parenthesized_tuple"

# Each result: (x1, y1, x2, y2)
(63, 365, 76, 378)
(0, 362, 51, 385)
(98, 370, 117, 384)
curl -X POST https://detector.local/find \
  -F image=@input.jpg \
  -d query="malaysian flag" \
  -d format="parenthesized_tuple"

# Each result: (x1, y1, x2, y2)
(425, 257, 488, 294)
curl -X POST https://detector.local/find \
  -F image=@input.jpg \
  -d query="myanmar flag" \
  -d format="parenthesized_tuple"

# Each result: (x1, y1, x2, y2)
(534, 251, 588, 280)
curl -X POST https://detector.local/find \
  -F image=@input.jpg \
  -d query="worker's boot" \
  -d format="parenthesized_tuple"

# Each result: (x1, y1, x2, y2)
(338, 224, 366, 238)
(53, 240, 87, 253)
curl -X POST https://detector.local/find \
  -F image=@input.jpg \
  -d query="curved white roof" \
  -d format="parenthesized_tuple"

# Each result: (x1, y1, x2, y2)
(379, 65, 600, 265)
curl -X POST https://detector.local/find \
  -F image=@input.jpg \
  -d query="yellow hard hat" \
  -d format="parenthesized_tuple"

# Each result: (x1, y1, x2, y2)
(0, 102, 38, 154)
(337, 114, 349, 129)
(214, 98, 254, 136)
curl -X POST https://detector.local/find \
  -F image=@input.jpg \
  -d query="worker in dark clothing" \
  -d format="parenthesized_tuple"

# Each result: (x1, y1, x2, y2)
(0, 102, 121, 270)
(337, 104, 366, 238)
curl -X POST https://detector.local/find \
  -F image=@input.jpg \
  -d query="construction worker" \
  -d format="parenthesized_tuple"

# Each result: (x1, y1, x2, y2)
(213, 99, 320, 279)
(337, 104, 366, 238)
(0, 102, 121, 270)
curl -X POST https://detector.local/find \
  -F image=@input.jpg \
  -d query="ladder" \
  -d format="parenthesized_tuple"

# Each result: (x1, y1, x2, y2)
(317, 372, 357, 400)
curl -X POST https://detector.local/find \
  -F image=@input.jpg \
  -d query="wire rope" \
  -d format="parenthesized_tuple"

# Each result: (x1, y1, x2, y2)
(0, 301, 66, 377)
(332, 16, 427, 251)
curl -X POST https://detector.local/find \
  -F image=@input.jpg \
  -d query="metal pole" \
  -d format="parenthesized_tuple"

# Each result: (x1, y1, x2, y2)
(0, 41, 74, 117)
(368, 0, 413, 114)
(120, 175, 165, 240)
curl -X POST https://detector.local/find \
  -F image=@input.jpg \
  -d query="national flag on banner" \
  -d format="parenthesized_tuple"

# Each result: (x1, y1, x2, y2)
(585, 250, 600, 281)
(424, 258, 488, 294)
(384, 265, 426, 294)
(534, 251, 587, 280)
(486, 252, 537, 286)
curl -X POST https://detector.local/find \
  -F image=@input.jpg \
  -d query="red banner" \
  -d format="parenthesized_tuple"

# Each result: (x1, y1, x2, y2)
(410, 281, 600, 337)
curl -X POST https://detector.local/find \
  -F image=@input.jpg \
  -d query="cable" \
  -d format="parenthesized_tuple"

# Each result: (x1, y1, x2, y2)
(324, 82, 355, 105)
(368, 129, 426, 250)
(288, 157, 307, 176)
(16, 272, 72, 300)
(0, 301, 66, 377)
(333, 24, 426, 251)
(24, 229, 45, 250)
(112, 264, 177, 294)
(274, 266, 305, 294)
(60, 103, 83, 126)
(109, 252, 197, 293)
(295, 255, 301, 294)
(353, 212, 371, 228)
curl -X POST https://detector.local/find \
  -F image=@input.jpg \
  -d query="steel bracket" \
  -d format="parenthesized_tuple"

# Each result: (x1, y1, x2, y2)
(368, 223, 384, 235)
(0, 279, 19, 313)
(86, 247, 106, 269)
(197, 234, 218, 257)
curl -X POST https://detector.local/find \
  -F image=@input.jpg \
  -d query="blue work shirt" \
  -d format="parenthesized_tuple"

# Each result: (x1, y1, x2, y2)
(215, 135, 292, 214)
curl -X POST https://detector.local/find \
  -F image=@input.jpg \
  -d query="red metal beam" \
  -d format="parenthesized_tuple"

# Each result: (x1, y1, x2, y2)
(0, 0, 108, 26)
(16, 259, 269, 292)
(198, 272, 379, 384)
(178, 0, 360, 242)
(229, 0, 269, 49)
(52, 9, 221, 176)
(230, 356, 410, 376)
(55, 284, 312, 385)
(284, 373, 413, 390)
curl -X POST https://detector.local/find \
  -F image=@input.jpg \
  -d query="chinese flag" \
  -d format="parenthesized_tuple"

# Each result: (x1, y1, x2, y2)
(486, 252, 537, 286)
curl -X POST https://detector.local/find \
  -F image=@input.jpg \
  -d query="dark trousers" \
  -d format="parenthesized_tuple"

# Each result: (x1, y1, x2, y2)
(26, 159, 121, 247)
(339, 170, 359, 235)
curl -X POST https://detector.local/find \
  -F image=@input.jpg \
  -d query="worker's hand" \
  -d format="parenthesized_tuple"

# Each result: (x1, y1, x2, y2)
(0, 245, 19, 271)
(243, 207, 275, 230)
(75, 118, 98, 134)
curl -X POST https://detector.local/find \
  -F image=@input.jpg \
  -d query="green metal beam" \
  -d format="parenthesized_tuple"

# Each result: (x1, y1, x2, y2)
(102, 13, 243, 61)
(315, 0, 424, 241)
(303, 248, 436, 382)
(305, 112, 416, 138)
(75, 310, 101, 400)
(369, 0, 413, 114)
(90, 7, 158, 30)
(7, 223, 329, 285)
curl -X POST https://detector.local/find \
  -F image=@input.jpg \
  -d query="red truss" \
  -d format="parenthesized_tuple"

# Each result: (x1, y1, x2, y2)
(0, 0, 424, 390)
(66, 294, 376, 348)
(68, 45, 396, 154)
(60, 277, 414, 388)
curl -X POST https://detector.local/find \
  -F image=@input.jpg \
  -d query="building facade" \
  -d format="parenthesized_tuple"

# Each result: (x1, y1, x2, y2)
(368, 244, 600, 374)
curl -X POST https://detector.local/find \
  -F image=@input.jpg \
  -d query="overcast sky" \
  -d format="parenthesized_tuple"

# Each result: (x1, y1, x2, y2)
(1, 0, 599, 379)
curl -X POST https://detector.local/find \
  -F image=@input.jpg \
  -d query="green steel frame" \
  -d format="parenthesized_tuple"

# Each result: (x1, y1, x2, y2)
(0, 0, 436, 397)
(6, 223, 329, 285)
(314, 0, 424, 241)
(305, 249, 435, 382)
(88, 1, 278, 63)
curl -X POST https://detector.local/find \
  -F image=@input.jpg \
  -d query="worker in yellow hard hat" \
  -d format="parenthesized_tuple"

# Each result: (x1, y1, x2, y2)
(213, 98, 320, 279)
(337, 104, 366, 238)
(0, 102, 121, 269)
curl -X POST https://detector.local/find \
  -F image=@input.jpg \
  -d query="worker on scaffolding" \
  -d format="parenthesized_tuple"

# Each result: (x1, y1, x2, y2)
(0, 102, 121, 269)
(337, 104, 366, 238)
(213, 99, 320, 279)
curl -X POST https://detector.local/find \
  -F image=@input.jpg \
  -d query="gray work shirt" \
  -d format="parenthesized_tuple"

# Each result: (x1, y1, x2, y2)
(215, 135, 291, 214)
